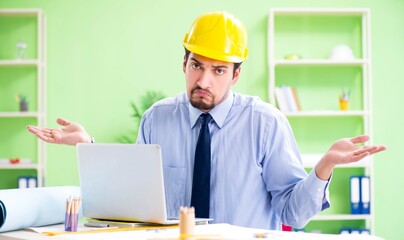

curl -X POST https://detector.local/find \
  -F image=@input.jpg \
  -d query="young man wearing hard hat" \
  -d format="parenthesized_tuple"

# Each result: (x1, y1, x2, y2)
(27, 11, 385, 230)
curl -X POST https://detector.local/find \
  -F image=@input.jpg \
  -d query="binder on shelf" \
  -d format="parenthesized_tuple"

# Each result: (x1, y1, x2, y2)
(18, 176, 37, 188)
(28, 177, 37, 188)
(360, 176, 371, 214)
(18, 177, 28, 189)
(350, 229, 361, 235)
(350, 176, 361, 214)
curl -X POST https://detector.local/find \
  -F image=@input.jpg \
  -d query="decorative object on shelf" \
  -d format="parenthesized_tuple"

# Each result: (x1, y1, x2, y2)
(329, 44, 355, 60)
(16, 41, 28, 60)
(15, 94, 28, 112)
(284, 53, 302, 60)
(339, 89, 350, 111)
(117, 90, 166, 143)
(9, 158, 20, 164)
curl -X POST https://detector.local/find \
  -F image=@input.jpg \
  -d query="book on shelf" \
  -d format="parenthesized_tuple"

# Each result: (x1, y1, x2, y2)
(274, 85, 301, 112)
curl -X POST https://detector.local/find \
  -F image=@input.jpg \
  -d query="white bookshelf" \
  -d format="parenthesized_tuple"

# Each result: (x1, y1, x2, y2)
(268, 8, 373, 233)
(0, 9, 47, 187)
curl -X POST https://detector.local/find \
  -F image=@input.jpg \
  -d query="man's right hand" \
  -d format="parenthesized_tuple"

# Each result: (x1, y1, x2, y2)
(27, 118, 92, 146)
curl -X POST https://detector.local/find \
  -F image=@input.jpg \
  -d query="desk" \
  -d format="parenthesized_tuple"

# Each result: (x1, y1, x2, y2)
(0, 223, 384, 240)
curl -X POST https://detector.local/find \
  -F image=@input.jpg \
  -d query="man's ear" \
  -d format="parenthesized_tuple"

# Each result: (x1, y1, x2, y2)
(183, 55, 187, 73)
(231, 66, 241, 85)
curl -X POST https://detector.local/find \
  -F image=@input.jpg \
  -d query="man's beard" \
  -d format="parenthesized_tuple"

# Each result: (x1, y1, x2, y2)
(190, 87, 215, 111)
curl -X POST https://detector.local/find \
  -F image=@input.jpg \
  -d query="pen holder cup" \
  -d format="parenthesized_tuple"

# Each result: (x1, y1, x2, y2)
(339, 99, 349, 111)
(64, 213, 79, 232)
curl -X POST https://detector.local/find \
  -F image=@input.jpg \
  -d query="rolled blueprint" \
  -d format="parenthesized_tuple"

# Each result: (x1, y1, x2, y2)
(0, 186, 81, 232)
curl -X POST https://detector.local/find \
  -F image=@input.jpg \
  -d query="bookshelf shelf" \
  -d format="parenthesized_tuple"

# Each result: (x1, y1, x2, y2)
(312, 214, 372, 221)
(302, 154, 371, 168)
(273, 59, 368, 67)
(283, 110, 369, 117)
(0, 112, 41, 118)
(0, 163, 38, 170)
(0, 59, 40, 67)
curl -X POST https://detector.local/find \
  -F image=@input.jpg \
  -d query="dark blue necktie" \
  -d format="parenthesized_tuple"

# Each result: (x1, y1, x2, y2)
(191, 113, 212, 218)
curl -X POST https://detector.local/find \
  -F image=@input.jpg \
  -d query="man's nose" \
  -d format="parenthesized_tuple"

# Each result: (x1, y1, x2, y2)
(197, 70, 211, 89)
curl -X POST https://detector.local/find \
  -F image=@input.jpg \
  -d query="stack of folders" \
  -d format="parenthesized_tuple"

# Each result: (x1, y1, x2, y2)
(274, 85, 301, 112)
(350, 176, 370, 214)
(340, 228, 370, 235)
(18, 176, 37, 188)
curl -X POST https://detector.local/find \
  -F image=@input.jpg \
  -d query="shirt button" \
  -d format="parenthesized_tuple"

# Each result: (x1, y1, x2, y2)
(316, 188, 322, 192)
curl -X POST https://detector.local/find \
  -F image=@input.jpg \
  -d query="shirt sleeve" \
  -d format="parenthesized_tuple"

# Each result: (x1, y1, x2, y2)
(261, 112, 330, 229)
(136, 108, 152, 144)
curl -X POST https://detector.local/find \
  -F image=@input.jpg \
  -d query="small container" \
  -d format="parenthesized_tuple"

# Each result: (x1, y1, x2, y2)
(16, 42, 28, 60)
(339, 98, 349, 111)
(64, 213, 79, 232)
(19, 101, 28, 112)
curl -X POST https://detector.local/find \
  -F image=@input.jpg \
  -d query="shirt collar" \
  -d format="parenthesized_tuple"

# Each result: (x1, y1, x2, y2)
(189, 91, 234, 129)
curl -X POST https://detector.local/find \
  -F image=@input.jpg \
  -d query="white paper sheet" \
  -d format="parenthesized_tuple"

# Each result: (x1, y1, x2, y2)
(30, 223, 384, 240)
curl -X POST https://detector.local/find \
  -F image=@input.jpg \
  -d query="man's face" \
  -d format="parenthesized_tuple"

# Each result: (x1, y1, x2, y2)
(183, 52, 240, 112)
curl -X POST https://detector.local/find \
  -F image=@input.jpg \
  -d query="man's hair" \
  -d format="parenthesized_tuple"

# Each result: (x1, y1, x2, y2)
(184, 48, 242, 77)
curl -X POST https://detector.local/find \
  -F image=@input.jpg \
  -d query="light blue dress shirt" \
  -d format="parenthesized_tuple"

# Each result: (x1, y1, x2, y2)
(137, 91, 330, 230)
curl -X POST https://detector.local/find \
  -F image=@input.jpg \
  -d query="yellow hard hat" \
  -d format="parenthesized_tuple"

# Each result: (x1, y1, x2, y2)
(183, 11, 248, 63)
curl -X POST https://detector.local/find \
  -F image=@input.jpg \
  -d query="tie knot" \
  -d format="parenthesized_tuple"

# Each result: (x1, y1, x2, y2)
(200, 113, 212, 126)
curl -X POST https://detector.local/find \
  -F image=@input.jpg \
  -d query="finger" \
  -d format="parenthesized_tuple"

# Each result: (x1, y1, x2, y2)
(354, 146, 377, 156)
(27, 126, 45, 134)
(352, 152, 370, 162)
(57, 118, 71, 127)
(26, 125, 38, 133)
(34, 132, 56, 144)
(368, 145, 387, 155)
(28, 126, 52, 135)
(350, 135, 369, 144)
(27, 127, 50, 138)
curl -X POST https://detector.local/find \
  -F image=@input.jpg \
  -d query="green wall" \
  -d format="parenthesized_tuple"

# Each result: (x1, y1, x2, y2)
(0, 0, 403, 239)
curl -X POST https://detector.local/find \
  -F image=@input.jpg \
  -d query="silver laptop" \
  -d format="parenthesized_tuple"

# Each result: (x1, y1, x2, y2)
(77, 143, 181, 225)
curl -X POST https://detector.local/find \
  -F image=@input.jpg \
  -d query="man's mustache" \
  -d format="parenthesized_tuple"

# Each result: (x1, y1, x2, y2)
(191, 86, 212, 96)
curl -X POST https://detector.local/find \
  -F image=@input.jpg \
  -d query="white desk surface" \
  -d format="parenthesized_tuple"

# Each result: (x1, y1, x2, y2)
(0, 223, 384, 240)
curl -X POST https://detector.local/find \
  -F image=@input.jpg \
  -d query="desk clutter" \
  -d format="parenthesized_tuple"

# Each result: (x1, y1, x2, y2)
(0, 186, 81, 233)
(0, 188, 384, 240)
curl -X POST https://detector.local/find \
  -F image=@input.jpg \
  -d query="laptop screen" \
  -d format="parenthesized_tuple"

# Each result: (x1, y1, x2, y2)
(77, 143, 169, 224)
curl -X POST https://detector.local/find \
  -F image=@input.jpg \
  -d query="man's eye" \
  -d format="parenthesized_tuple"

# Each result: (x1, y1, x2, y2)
(191, 63, 200, 69)
(216, 69, 225, 75)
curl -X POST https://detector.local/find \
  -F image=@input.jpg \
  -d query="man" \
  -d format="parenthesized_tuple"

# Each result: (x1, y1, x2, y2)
(27, 11, 386, 230)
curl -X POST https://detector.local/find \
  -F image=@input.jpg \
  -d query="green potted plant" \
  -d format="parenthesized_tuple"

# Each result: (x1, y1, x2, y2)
(118, 90, 166, 143)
